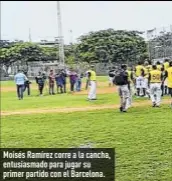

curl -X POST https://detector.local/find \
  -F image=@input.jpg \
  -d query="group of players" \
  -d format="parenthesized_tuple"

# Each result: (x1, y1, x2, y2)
(14, 59, 172, 113)
(108, 58, 172, 112)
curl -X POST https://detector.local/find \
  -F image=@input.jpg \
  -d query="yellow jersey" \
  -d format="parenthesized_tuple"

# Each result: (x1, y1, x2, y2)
(88, 70, 96, 81)
(127, 70, 132, 83)
(157, 64, 162, 71)
(142, 67, 148, 78)
(147, 65, 152, 72)
(164, 62, 169, 71)
(135, 65, 144, 77)
(167, 67, 172, 88)
(150, 70, 162, 83)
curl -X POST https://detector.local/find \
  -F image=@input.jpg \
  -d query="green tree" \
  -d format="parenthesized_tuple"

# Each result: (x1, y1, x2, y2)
(76, 29, 148, 64)
(0, 41, 49, 75)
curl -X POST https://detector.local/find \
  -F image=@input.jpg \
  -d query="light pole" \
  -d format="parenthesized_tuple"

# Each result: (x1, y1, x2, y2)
(57, 1, 65, 66)
(29, 28, 32, 42)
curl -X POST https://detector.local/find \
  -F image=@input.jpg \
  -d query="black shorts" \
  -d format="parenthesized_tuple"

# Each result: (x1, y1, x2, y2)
(168, 87, 172, 97)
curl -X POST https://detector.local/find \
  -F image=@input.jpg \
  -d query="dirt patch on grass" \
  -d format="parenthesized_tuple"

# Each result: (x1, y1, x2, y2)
(1, 86, 37, 92)
(1, 99, 170, 116)
(1, 84, 116, 95)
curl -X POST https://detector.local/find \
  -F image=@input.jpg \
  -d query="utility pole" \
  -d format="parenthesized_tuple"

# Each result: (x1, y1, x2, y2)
(69, 29, 73, 45)
(69, 29, 76, 63)
(57, 1, 65, 65)
(29, 28, 32, 42)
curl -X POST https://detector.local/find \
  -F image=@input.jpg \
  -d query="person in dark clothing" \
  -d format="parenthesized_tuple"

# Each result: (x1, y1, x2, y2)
(114, 64, 130, 112)
(23, 71, 31, 95)
(35, 72, 45, 96)
(140, 68, 146, 97)
(69, 68, 77, 92)
(61, 69, 67, 93)
(55, 72, 64, 94)
(161, 67, 165, 96)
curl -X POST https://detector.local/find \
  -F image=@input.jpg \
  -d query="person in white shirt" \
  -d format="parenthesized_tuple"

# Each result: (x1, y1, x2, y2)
(14, 70, 28, 100)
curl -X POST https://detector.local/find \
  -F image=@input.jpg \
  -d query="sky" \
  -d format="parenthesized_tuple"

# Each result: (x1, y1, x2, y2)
(1, 1, 172, 44)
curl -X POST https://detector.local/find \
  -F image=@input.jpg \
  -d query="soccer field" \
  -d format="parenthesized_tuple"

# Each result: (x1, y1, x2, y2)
(1, 76, 172, 181)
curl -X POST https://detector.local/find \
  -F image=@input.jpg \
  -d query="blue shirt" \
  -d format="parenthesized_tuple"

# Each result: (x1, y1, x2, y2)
(14, 73, 28, 85)
(55, 74, 63, 86)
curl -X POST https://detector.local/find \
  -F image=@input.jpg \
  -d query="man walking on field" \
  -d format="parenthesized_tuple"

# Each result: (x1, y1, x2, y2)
(14, 69, 28, 100)
(114, 64, 130, 112)
(164, 61, 172, 107)
(148, 65, 163, 107)
(135, 61, 144, 96)
(35, 71, 46, 96)
(87, 65, 97, 100)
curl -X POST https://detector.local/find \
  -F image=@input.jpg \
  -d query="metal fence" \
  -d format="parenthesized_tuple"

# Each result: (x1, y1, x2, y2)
(147, 25, 172, 62)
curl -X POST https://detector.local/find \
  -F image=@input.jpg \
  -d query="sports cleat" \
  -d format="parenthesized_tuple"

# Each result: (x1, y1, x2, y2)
(119, 107, 123, 112)
(152, 102, 156, 107)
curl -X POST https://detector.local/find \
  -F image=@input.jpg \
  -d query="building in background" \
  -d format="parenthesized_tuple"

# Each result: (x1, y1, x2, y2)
(36, 39, 59, 48)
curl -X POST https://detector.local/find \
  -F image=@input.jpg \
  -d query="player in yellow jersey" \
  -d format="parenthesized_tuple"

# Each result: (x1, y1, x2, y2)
(87, 65, 97, 101)
(156, 61, 162, 71)
(142, 61, 151, 97)
(147, 60, 153, 72)
(148, 65, 163, 107)
(163, 59, 170, 71)
(135, 61, 144, 77)
(164, 61, 172, 107)
(163, 59, 170, 96)
(135, 61, 144, 96)
(144, 61, 153, 98)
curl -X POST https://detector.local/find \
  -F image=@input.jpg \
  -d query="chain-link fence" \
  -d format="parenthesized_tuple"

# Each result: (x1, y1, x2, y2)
(147, 25, 172, 62)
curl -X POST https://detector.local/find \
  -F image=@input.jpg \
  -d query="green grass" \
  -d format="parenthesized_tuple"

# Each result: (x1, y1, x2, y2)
(2, 89, 162, 111)
(1, 92, 119, 111)
(0, 76, 108, 87)
(0, 80, 15, 87)
(2, 89, 169, 111)
(1, 106, 172, 181)
(1, 78, 172, 181)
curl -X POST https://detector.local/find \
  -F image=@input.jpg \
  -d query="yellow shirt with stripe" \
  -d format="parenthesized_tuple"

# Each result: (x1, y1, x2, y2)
(163, 62, 169, 71)
(135, 65, 144, 77)
(88, 70, 96, 81)
(149, 70, 162, 83)
(167, 67, 172, 88)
